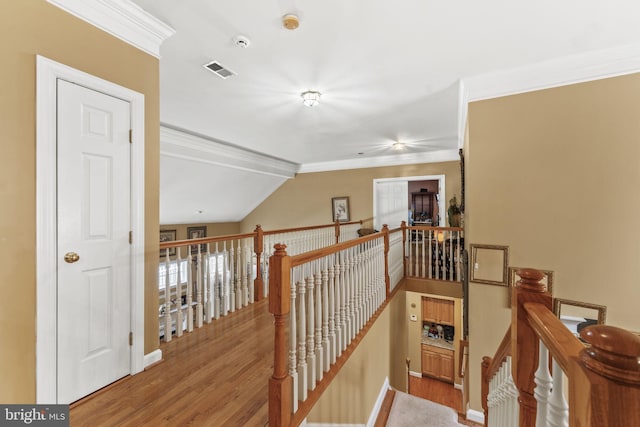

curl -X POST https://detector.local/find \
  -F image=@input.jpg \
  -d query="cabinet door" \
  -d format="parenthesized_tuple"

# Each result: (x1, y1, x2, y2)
(422, 298, 437, 323)
(439, 352, 455, 382)
(421, 348, 439, 376)
(438, 299, 455, 326)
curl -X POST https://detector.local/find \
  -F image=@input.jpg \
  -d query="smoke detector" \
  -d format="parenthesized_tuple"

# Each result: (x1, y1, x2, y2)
(233, 35, 251, 48)
(282, 14, 299, 30)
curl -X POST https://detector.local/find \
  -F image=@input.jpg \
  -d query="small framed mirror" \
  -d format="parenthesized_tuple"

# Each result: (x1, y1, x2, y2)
(470, 244, 509, 286)
(553, 298, 606, 338)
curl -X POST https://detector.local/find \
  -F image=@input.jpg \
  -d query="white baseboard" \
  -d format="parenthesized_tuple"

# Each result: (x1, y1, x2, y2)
(454, 382, 463, 390)
(409, 370, 422, 378)
(366, 377, 390, 427)
(143, 349, 162, 369)
(466, 409, 485, 424)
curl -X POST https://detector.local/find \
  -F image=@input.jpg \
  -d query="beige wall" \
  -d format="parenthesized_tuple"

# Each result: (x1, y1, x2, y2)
(466, 73, 640, 411)
(240, 162, 461, 233)
(160, 222, 241, 241)
(307, 295, 395, 424)
(388, 287, 408, 392)
(0, 1, 160, 402)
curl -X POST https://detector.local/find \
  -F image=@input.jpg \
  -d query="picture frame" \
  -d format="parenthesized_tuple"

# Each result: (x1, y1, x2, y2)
(187, 226, 207, 254)
(332, 196, 350, 222)
(469, 243, 509, 286)
(553, 298, 607, 325)
(159, 229, 177, 258)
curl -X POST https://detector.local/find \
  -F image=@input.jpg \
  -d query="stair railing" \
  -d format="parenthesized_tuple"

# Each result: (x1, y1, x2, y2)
(482, 268, 640, 426)
(401, 222, 464, 282)
(269, 225, 398, 427)
(158, 220, 362, 342)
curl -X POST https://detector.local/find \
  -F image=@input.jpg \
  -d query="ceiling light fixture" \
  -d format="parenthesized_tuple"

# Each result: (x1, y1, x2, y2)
(392, 142, 406, 150)
(301, 90, 321, 107)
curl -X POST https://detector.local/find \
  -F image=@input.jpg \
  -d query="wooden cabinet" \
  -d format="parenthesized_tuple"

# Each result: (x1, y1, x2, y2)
(422, 297, 454, 326)
(421, 344, 454, 383)
(411, 191, 434, 223)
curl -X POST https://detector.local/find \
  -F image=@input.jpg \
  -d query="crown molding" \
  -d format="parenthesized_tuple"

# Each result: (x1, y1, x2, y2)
(47, 0, 175, 58)
(298, 149, 460, 174)
(160, 126, 298, 179)
(465, 43, 640, 102)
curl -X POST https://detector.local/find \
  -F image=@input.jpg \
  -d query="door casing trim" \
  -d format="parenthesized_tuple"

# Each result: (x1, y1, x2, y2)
(36, 55, 146, 403)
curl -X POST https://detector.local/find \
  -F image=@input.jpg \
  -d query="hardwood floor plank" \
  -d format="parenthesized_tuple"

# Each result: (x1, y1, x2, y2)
(70, 299, 273, 427)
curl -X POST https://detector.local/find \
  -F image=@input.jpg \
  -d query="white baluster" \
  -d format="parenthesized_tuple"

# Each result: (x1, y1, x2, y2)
(289, 271, 299, 411)
(220, 242, 227, 317)
(203, 245, 212, 323)
(163, 248, 172, 342)
(173, 249, 184, 337)
(306, 272, 316, 390)
(339, 251, 348, 352)
(548, 359, 569, 427)
(229, 242, 236, 313)
(321, 259, 330, 373)
(505, 357, 519, 427)
(315, 266, 323, 381)
(535, 342, 552, 427)
(297, 278, 308, 401)
(180, 249, 193, 333)
(427, 230, 433, 279)
(195, 246, 203, 328)
(328, 255, 337, 365)
(238, 240, 249, 308)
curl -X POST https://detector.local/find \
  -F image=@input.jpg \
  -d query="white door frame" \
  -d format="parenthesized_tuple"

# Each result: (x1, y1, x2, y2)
(373, 174, 446, 227)
(36, 55, 146, 403)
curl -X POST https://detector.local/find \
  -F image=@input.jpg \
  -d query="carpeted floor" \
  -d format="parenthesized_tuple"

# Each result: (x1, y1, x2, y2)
(386, 391, 464, 427)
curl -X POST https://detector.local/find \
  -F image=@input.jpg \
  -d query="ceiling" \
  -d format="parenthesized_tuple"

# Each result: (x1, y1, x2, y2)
(128, 0, 640, 224)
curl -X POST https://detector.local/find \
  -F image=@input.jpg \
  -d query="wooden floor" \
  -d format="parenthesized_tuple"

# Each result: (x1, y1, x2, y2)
(70, 299, 273, 427)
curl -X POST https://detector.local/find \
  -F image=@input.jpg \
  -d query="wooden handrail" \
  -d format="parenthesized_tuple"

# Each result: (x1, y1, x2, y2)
(159, 231, 255, 251)
(483, 267, 640, 427)
(262, 220, 362, 236)
(289, 228, 385, 267)
(523, 302, 584, 374)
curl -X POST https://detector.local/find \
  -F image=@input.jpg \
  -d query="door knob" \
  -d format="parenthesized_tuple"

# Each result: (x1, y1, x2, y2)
(64, 252, 80, 263)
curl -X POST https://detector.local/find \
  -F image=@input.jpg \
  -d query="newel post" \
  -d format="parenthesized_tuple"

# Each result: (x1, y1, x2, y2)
(334, 220, 340, 244)
(578, 325, 640, 426)
(512, 268, 552, 427)
(269, 244, 292, 427)
(253, 225, 264, 301)
(382, 224, 390, 297)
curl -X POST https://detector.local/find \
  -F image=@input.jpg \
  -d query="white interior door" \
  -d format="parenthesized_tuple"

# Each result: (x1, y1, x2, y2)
(374, 180, 409, 230)
(56, 79, 131, 403)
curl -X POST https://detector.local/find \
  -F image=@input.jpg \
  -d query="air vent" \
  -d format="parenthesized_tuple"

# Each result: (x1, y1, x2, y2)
(203, 61, 236, 79)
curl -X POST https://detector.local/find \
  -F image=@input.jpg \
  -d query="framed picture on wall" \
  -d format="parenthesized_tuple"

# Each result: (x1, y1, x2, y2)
(332, 196, 350, 222)
(159, 229, 176, 258)
(187, 226, 207, 254)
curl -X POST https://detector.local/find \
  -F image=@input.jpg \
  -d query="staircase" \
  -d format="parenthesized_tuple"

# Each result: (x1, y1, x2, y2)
(377, 390, 463, 427)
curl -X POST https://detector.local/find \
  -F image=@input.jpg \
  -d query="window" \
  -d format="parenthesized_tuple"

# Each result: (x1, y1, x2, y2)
(158, 260, 188, 290)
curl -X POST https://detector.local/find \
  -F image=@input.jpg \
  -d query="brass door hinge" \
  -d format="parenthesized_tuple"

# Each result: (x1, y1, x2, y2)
(129, 332, 133, 346)
(129, 231, 132, 244)
(129, 129, 133, 144)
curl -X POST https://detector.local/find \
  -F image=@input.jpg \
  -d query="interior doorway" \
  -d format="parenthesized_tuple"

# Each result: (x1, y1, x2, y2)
(373, 175, 445, 231)
(36, 56, 146, 403)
